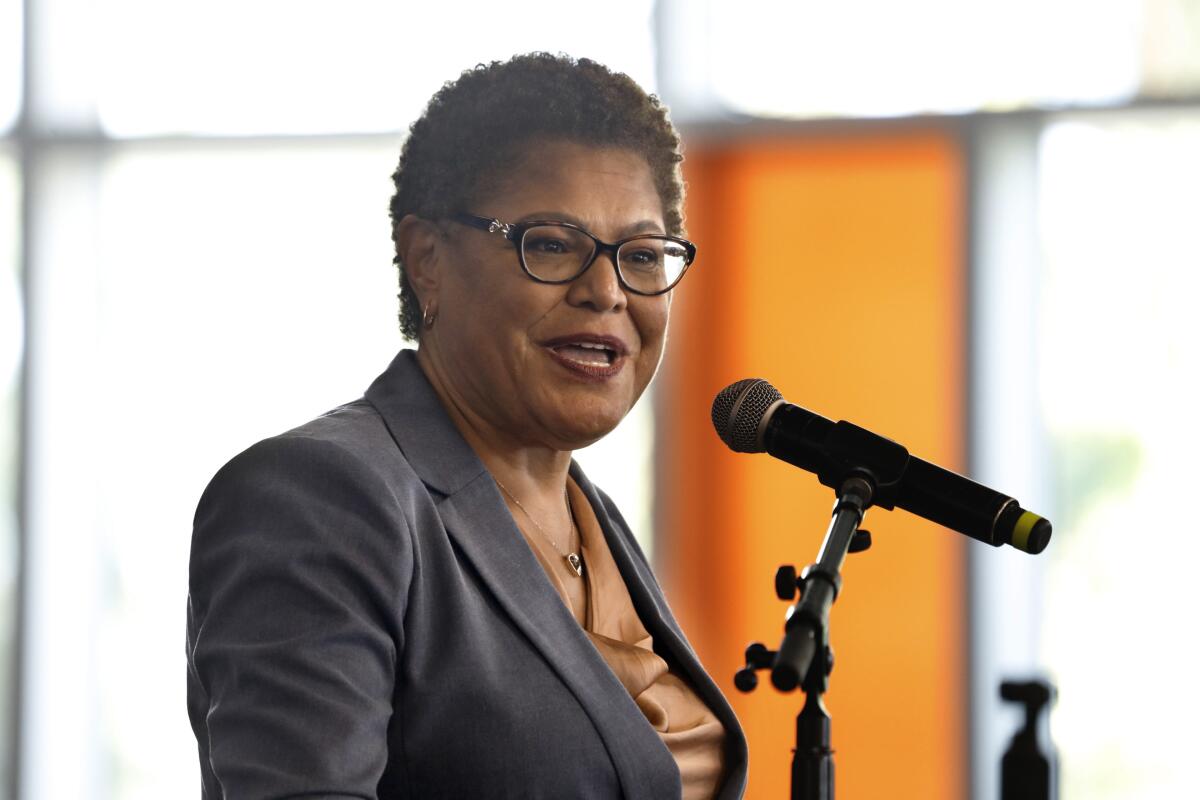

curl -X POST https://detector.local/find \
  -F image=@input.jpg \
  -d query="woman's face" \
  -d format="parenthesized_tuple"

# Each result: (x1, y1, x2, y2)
(424, 140, 672, 451)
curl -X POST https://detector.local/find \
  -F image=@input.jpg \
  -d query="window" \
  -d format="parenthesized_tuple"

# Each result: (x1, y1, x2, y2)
(94, 0, 658, 137)
(972, 109, 1200, 799)
(0, 148, 19, 800)
(1037, 111, 1200, 798)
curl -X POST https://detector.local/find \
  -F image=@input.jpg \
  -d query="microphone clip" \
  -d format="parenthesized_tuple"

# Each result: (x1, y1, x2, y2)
(815, 421, 909, 510)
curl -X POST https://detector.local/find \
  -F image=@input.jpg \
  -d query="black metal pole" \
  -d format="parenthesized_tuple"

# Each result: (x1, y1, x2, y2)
(732, 476, 874, 800)
(792, 689, 834, 800)
(790, 477, 872, 800)
(772, 477, 872, 691)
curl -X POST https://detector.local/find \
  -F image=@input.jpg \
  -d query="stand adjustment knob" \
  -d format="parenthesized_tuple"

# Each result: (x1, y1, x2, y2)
(734, 642, 777, 693)
(775, 565, 799, 600)
(734, 667, 758, 692)
(849, 529, 873, 553)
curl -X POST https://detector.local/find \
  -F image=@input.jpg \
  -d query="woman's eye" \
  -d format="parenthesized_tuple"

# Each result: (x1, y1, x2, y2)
(623, 249, 661, 269)
(530, 238, 569, 255)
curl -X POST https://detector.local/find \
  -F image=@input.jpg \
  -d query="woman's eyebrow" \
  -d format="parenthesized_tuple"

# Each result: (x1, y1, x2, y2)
(514, 210, 580, 225)
(621, 218, 667, 236)
(515, 211, 665, 237)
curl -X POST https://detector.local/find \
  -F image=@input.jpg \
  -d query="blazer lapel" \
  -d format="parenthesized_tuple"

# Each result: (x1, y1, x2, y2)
(437, 479, 679, 799)
(364, 350, 679, 799)
(571, 465, 750, 798)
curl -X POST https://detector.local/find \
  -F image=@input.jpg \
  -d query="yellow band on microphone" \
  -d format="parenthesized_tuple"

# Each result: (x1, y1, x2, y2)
(1011, 511, 1042, 552)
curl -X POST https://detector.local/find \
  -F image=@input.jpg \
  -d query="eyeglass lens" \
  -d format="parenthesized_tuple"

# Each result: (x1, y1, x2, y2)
(520, 225, 688, 294)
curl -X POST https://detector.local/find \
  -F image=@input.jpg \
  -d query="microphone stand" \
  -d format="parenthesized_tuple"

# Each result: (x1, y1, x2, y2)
(734, 476, 875, 800)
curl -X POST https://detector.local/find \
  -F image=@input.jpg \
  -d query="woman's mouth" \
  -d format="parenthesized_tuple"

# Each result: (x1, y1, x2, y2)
(555, 342, 616, 367)
(542, 336, 628, 381)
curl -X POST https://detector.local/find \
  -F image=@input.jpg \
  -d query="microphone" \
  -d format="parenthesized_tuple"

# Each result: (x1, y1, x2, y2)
(712, 378, 1051, 554)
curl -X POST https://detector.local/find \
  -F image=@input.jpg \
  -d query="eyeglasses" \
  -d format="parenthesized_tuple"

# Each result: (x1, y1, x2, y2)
(452, 212, 696, 296)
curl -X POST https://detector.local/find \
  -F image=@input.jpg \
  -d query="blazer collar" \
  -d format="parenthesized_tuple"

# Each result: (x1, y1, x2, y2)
(363, 349, 487, 496)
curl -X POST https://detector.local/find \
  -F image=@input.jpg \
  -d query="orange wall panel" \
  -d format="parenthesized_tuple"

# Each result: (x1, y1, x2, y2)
(659, 129, 966, 800)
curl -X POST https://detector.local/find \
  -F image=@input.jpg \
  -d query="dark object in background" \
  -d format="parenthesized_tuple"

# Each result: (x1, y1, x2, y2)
(1000, 679, 1058, 800)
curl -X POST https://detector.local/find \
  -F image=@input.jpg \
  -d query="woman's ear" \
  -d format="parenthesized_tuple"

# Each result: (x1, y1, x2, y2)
(393, 214, 444, 305)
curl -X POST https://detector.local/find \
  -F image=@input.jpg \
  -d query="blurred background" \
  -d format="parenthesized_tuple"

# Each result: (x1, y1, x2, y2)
(2, 0, 1198, 798)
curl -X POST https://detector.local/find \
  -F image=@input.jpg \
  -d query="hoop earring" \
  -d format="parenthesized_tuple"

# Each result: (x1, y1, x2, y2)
(422, 301, 438, 329)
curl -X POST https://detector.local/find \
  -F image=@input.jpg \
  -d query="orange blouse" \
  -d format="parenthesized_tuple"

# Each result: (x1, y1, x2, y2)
(513, 478, 727, 800)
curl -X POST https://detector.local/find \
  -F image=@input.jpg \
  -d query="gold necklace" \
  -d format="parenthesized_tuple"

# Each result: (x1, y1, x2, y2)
(495, 478, 584, 578)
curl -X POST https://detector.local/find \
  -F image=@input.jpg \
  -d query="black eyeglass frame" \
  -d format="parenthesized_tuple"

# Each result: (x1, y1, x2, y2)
(451, 212, 697, 296)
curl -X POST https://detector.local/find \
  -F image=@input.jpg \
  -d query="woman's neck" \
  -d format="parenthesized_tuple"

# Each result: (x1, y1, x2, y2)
(416, 345, 573, 513)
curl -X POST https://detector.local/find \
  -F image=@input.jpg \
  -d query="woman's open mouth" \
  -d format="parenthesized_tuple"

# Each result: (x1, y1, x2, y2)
(555, 342, 616, 366)
(541, 335, 628, 381)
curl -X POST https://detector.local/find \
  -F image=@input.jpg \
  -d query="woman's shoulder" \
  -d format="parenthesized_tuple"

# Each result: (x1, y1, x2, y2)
(189, 399, 421, 611)
(281, 397, 399, 467)
(223, 397, 408, 474)
(195, 397, 426, 531)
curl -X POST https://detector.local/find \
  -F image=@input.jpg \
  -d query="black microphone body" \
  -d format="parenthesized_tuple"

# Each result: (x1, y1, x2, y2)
(714, 379, 1051, 554)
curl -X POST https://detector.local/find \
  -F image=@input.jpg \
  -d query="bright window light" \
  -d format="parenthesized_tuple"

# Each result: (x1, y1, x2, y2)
(0, 149, 20, 797)
(1035, 111, 1200, 798)
(0, 0, 20, 132)
(95, 0, 657, 137)
(23, 141, 403, 798)
(704, 0, 1143, 118)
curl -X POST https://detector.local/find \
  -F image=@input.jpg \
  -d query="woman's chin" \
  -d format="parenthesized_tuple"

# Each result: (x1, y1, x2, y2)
(537, 399, 630, 450)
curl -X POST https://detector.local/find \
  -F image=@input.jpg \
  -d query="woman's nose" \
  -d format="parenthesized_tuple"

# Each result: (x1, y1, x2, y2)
(566, 249, 628, 312)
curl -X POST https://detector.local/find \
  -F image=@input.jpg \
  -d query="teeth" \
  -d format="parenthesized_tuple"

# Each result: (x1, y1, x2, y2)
(553, 341, 617, 368)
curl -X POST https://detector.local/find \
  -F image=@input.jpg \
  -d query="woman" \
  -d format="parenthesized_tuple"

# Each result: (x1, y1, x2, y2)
(186, 53, 748, 799)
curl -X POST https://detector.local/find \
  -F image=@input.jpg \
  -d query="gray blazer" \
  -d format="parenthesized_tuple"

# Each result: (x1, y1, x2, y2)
(187, 349, 748, 799)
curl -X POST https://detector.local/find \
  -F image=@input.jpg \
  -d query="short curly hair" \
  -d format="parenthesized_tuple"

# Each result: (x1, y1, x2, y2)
(388, 52, 686, 340)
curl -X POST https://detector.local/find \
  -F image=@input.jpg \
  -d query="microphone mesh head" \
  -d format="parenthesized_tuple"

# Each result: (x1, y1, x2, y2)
(711, 378, 783, 453)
